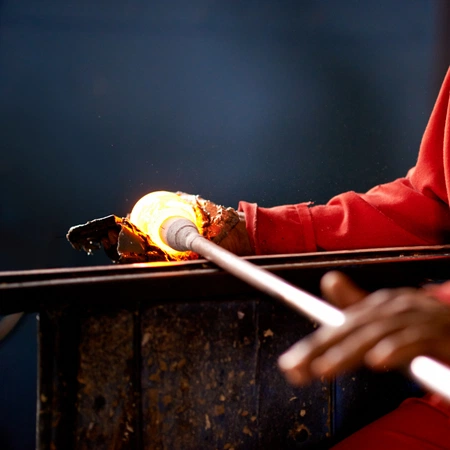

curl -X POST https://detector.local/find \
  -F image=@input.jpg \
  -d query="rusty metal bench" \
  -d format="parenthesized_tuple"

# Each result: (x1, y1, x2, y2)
(2, 246, 449, 449)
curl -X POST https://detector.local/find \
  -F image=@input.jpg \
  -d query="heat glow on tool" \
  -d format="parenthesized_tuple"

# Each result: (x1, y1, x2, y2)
(129, 191, 201, 256)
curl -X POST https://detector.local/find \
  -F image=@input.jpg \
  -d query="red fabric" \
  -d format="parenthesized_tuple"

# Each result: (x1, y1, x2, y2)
(239, 67, 450, 254)
(331, 397, 450, 450)
(239, 67, 450, 448)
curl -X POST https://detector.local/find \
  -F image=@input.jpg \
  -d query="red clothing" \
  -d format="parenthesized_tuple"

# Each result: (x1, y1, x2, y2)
(239, 68, 450, 255)
(331, 397, 450, 450)
(240, 67, 450, 449)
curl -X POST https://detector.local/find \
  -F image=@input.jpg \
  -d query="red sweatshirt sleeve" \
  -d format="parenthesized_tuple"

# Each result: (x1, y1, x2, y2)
(240, 68, 450, 255)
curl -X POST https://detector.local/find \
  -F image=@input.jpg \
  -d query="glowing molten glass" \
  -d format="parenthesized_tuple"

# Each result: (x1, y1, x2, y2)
(129, 191, 201, 256)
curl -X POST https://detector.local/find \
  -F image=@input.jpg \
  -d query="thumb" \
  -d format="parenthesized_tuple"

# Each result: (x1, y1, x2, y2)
(320, 271, 367, 309)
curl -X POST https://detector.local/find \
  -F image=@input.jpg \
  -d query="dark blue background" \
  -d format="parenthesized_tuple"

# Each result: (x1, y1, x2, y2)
(0, 1, 448, 448)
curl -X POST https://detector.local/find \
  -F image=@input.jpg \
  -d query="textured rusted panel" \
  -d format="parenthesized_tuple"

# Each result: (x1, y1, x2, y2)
(38, 309, 80, 450)
(75, 310, 138, 450)
(257, 299, 331, 449)
(141, 300, 259, 450)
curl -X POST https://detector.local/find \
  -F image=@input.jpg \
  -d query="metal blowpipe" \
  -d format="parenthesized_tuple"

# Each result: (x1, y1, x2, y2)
(161, 216, 450, 402)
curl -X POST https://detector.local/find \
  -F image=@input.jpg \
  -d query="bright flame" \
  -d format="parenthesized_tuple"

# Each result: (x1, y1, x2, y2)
(129, 191, 201, 256)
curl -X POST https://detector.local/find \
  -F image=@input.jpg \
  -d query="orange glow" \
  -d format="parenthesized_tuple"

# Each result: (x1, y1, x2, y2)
(129, 191, 201, 256)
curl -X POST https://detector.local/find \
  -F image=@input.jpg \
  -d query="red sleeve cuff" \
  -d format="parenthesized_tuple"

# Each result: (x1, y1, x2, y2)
(238, 201, 317, 255)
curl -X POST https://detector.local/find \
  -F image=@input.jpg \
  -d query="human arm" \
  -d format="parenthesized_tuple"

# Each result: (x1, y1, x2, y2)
(238, 68, 450, 255)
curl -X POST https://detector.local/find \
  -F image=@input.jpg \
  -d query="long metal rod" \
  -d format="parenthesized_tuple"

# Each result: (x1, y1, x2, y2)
(193, 233, 345, 325)
(162, 217, 450, 401)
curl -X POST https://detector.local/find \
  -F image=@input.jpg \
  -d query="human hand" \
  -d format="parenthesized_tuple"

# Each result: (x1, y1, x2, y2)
(176, 193, 254, 256)
(278, 271, 450, 386)
(215, 211, 254, 256)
